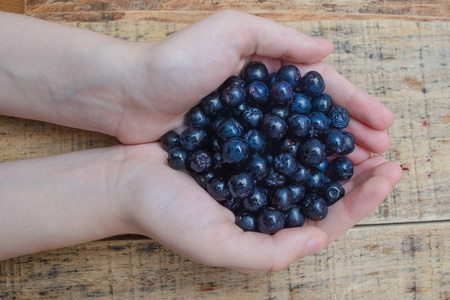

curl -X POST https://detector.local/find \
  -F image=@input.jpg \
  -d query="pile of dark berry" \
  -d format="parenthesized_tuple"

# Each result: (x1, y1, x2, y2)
(160, 61, 354, 235)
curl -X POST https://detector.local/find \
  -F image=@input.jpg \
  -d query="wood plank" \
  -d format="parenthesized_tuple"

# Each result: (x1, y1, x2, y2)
(25, 0, 450, 19)
(0, 223, 448, 299)
(2, 19, 448, 224)
(0, 0, 24, 14)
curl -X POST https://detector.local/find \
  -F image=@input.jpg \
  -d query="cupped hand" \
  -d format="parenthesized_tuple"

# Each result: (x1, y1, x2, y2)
(117, 141, 401, 273)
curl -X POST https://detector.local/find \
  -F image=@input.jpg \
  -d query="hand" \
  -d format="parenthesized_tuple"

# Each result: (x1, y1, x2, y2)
(117, 141, 402, 273)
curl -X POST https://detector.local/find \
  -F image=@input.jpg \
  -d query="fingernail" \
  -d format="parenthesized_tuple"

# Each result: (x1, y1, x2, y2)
(305, 236, 326, 255)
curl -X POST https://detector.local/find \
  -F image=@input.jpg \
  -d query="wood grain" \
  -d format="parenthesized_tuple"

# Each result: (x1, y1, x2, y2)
(0, 0, 24, 14)
(24, 0, 450, 19)
(1, 223, 448, 299)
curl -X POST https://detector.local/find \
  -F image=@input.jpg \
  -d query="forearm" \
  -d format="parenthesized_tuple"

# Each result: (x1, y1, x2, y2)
(0, 146, 134, 260)
(0, 12, 133, 136)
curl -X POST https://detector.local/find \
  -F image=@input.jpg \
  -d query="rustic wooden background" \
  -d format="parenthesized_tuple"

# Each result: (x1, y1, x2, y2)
(1, 0, 449, 299)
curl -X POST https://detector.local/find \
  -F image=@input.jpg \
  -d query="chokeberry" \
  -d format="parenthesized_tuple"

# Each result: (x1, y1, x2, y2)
(329, 157, 354, 181)
(160, 131, 180, 152)
(257, 207, 285, 235)
(299, 71, 325, 97)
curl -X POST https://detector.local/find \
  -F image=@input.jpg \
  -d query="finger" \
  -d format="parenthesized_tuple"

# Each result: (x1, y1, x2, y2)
(313, 163, 402, 243)
(344, 159, 403, 193)
(346, 117, 391, 154)
(297, 62, 395, 131)
(201, 223, 327, 272)
(343, 143, 372, 166)
(199, 10, 334, 68)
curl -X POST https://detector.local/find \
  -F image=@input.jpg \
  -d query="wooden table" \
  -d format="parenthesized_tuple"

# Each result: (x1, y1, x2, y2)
(1, 1, 449, 299)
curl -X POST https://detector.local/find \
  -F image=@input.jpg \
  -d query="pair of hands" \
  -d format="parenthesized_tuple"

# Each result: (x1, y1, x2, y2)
(1, 10, 402, 272)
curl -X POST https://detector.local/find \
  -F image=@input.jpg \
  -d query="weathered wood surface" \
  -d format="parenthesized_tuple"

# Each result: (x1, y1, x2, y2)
(1, 223, 448, 299)
(0, 1, 449, 299)
(0, 0, 24, 14)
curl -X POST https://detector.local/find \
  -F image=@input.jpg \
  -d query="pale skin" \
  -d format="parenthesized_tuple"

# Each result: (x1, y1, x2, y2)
(0, 10, 402, 273)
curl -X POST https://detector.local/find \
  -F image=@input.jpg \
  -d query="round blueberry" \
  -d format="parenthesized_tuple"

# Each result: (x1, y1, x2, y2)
(242, 61, 270, 85)
(275, 64, 301, 89)
(257, 207, 285, 235)
(243, 129, 266, 153)
(288, 114, 311, 138)
(315, 159, 329, 173)
(319, 180, 345, 206)
(270, 187, 294, 211)
(207, 177, 231, 201)
(338, 131, 355, 155)
(228, 172, 254, 198)
(201, 91, 223, 117)
(218, 75, 245, 92)
(235, 211, 257, 232)
(299, 71, 325, 97)
(160, 131, 180, 152)
(246, 152, 269, 181)
(289, 93, 311, 115)
(262, 114, 287, 140)
(284, 205, 305, 228)
(265, 167, 286, 189)
(271, 106, 290, 119)
(274, 153, 298, 176)
(269, 81, 294, 107)
(216, 118, 244, 141)
(298, 138, 326, 167)
(311, 93, 332, 114)
(329, 157, 354, 181)
(309, 112, 330, 137)
(288, 184, 306, 204)
(180, 127, 208, 151)
(305, 168, 327, 192)
(185, 105, 209, 129)
(189, 149, 212, 173)
(245, 81, 270, 108)
(221, 138, 249, 165)
(289, 163, 310, 184)
(242, 107, 264, 128)
(221, 85, 246, 108)
(301, 193, 328, 221)
(323, 128, 346, 155)
(328, 105, 350, 129)
(167, 146, 188, 170)
(243, 186, 268, 212)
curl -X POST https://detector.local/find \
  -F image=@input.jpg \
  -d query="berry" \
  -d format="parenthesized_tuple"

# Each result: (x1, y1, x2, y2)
(275, 64, 301, 89)
(242, 61, 270, 85)
(180, 127, 207, 151)
(280, 138, 300, 156)
(289, 93, 311, 115)
(201, 91, 223, 117)
(320, 180, 345, 206)
(160, 131, 180, 152)
(235, 211, 257, 232)
(299, 71, 325, 97)
(288, 114, 311, 138)
(243, 186, 268, 212)
(289, 163, 310, 184)
(298, 138, 326, 167)
(274, 153, 298, 176)
(185, 105, 209, 129)
(167, 147, 188, 170)
(219, 75, 245, 92)
(328, 105, 350, 129)
(246, 152, 269, 180)
(228, 172, 254, 198)
(329, 157, 354, 181)
(245, 81, 270, 108)
(270, 187, 294, 211)
(269, 81, 294, 107)
(338, 131, 355, 155)
(288, 184, 305, 204)
(262, 114, 287, 140)
(265, 167, 286, 189)
(216, 118, 244, 141)
(243, 129, 266, 153)
(242, 107, 264, 128)
(305, 168, 327, 192)
(284, 206, 305, 228)
(189, 150, 212, 173)
(323, 128, 346, 155)
(311, 93, 332, 114)
(221, 85, 246, 108)
(207, 177, 231, 201)
(221, 138, 249, 165)
(309, 112, 330, 137)
(257, 207, 285, 234)
(301, 193, 328, 221)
